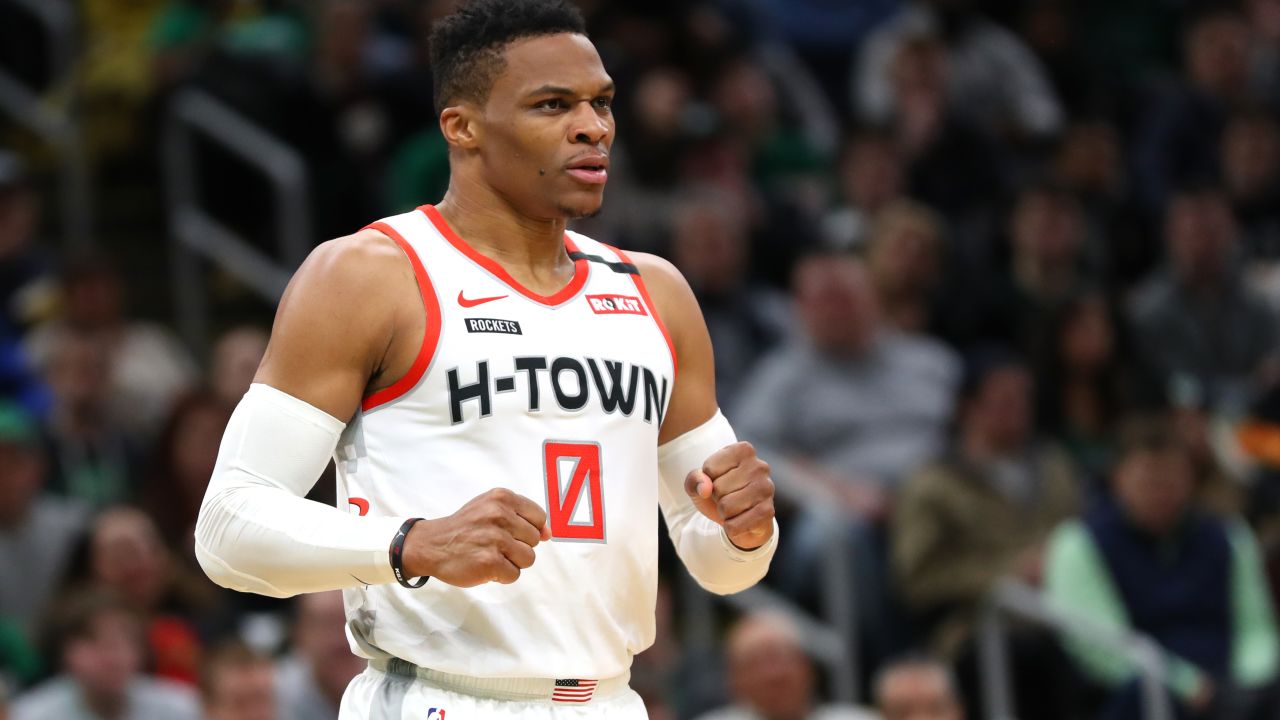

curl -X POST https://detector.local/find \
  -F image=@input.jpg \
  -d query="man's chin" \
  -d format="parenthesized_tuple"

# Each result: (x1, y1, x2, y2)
(557, 197, 605, 220)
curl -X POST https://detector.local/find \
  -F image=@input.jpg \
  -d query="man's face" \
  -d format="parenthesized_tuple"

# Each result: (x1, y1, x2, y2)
(794, 258, 880, 356)
(844, 138, 903, 211)
(878, 666, 964, 720)
(1166, 193, 1236, 285)
(671, 203, 748, 296)
(1114, 449, 1195, 535)
(728, 633, 814, 719)
(0, 442, 43, 526)
(1188, 16, 1251, 94)
(968, 366, 1034, 452)
(294, 591, 363, 698)
(91, 510, 169, 611)
(65, 612, 142, 699)
(1012, 192, 1081, 269)
(206, 662, 276, 720)
(474, 33, 615, 220)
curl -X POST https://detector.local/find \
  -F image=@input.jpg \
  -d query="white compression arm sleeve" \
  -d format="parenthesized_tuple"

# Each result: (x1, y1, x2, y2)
(194, 383, 406, 598)
(657, 410, 779, 595)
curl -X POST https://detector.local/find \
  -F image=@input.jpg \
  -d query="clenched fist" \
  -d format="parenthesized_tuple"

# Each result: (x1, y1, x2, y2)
(401, 488, 551, 587)
(685, 441, 776, 550)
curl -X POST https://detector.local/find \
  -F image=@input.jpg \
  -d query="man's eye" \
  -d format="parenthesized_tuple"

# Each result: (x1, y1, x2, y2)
(593, 97, 613, 110)
(536, 99, 567, 110)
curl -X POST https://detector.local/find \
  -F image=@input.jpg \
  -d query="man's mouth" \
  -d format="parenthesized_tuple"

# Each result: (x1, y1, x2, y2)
(566, 154, 609, 185)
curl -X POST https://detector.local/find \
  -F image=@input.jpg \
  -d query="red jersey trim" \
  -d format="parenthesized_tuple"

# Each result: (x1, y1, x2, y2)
(419, 204, 589, 307)
(361, 221, 443, 412)
(609, 246, 678, 379)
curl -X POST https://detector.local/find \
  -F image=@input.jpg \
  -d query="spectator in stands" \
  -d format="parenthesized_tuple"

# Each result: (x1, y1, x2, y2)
(710, 55, 829, 206)
(881, 33, 1008, 237)
(201, 640, 275, 720)
(78, 507, 209, 686)
(874, 656, 964, 720)
(893, 350, 1079, 657)
(1008, 183, 1097, 313)
(275, 591, 363, 720)
(854, 0, 1065, 142)
(1134, 8, 1258, 212)
(669, 189, 789, 411)
(1221, 109, 1280, 259)
(1046, 417, 1280, 720)
(0, 402, 87, 644)
(737, 252, 959, 510)
(12, 591, 199, 720)
(1032, 292, 1131, 486)
(210, 325, 268, 408)
(1172, 394, 1245, 520)
(1250, 0, 1280, 106)
(738, 252, 957, 664)
(570, 66, 694, 252)
(963, 182, 1094, 353)
(700, 55, 830, 283)
(41, 330, 140, 507)
(822, 129, 906, 251)
(865, 200, 943, 337)
(1051, 122, 1153, 290)
(1127, 186, 1278, 414)
(26, 258, 196, 440)
(142, 391, 233, 557)
(693, 611, 877, 720)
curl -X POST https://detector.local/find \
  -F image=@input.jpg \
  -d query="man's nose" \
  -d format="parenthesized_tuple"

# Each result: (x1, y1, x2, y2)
(570, 105, 611, 145)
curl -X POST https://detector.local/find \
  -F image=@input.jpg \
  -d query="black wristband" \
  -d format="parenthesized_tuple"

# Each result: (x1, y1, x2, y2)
(390, 518, 429, 589)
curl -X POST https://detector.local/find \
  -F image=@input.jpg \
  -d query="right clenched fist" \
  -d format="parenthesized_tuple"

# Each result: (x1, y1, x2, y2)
(401, 488, 551, 587)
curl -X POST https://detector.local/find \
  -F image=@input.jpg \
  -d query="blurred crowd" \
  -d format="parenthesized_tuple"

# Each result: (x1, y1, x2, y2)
(5, 0, 1280, 718)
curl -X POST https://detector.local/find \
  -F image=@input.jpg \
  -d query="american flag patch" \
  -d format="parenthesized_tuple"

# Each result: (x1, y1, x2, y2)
(551, 678, 598, 703)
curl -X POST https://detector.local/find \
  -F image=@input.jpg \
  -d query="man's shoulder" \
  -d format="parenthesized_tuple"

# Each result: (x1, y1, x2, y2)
(689, 706, 757, 720)
(12, 678, 78, 718)
(284, 229, 417, 315)
(748, 340, 820, 381)
(603, 245, 681, 285)
(313, 228, 410, 277)
(30, 494, 90, 535)
(1128, 271, 1178, 320)
(814, 704, 881, 720)
(131, 677, 200, 717)
(882, 331, 961, 380)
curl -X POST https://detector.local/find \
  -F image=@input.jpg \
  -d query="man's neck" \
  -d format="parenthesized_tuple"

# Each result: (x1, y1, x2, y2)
(81, 685, 128, 720)
(961, 429, 1018, 466)
(53, 403, 104, 439)
(436, 185, 572, 277)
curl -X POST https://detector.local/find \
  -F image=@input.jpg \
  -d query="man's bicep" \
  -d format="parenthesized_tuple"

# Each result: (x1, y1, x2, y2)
(628, 253, 719, 444)
(254, 234, 403, 422)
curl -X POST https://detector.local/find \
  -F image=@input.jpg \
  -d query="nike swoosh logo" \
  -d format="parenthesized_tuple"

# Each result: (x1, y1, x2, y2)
(458, 291, 508, 308)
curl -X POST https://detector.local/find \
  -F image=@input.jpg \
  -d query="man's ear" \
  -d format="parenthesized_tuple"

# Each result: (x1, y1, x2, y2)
(440, 104, 481, 149)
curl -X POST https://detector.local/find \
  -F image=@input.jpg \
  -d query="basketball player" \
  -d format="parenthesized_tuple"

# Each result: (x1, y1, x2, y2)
(194, 0, 778, 717)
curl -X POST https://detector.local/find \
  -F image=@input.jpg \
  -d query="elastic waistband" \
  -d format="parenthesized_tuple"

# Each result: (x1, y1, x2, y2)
(368, 658, 629, 704)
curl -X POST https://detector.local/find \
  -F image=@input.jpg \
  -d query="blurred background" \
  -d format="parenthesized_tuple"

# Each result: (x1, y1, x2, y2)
(3, 0, 1280, 719)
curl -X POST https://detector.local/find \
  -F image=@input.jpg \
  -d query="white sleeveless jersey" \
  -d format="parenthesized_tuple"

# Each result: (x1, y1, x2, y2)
(334, 205, 676, 680)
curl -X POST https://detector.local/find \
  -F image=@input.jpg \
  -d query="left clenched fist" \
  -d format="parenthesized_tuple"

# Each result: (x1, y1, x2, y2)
(684, 441, 776, 550)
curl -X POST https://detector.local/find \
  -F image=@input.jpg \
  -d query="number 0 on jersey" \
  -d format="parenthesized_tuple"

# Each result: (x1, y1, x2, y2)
(543, 441, 605, 542)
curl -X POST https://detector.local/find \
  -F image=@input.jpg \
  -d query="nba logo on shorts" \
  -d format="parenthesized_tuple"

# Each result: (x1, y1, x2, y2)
(426, 709, 446, 719)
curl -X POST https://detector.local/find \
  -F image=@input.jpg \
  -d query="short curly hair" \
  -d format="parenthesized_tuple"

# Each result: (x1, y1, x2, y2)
(429, 0, 587, 114)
